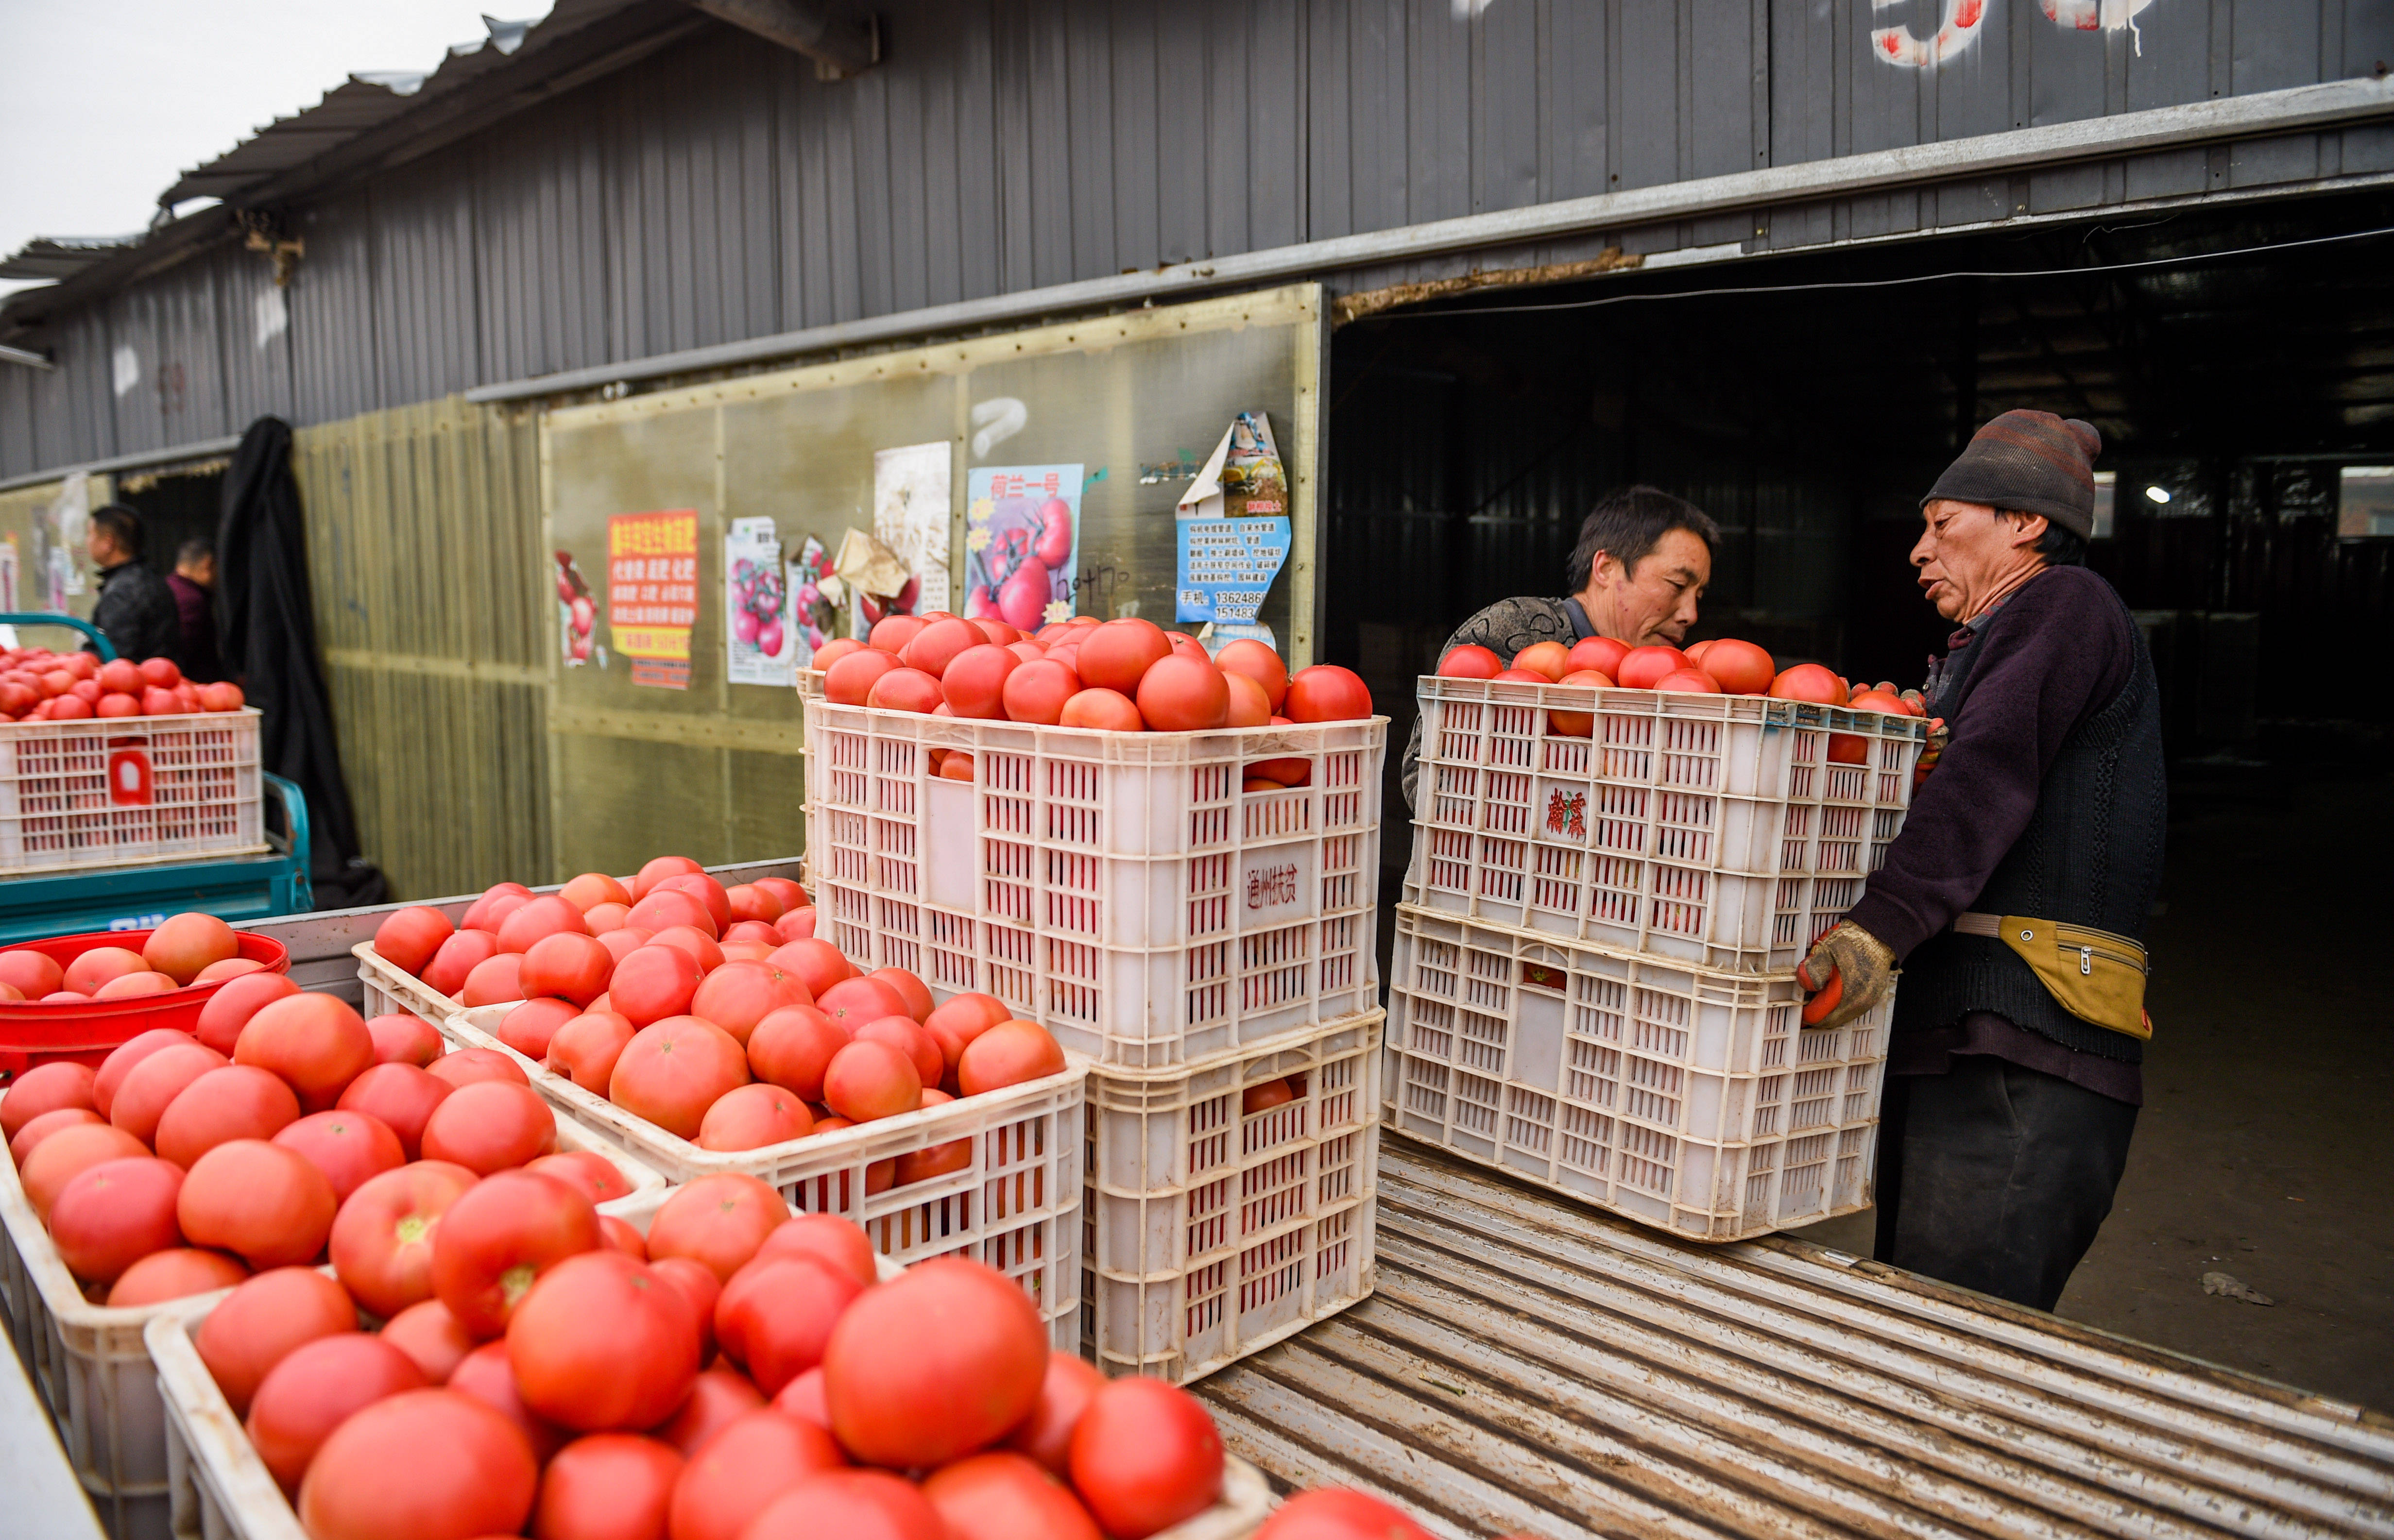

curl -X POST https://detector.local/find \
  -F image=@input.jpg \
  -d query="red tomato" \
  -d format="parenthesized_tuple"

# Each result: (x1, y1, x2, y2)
(427, 1047, 530, 1090)
(1253, 1489, 1436, 1539)
(534, 1432, 686, 1540)
(957, 1020, 1066, 1097)
(377, 1299, 475, 1385)
(108, 1040, 230, 1145)
(275, 1109, 407, 1202)
(420, 1081, 557, 1175)
(63, 945, 146, 996)
(458, 882, 529, 933)
(1769, 663, 1847, 705)
(1653, 667, 1723, 694)
(1827, 731, 1871, 764)
(868, 967, 932, 1021)
(742, 1471, 951, 1540)
(751, 1214, 876, 1287)
(93, 970, 179, 1000)
(330, 1160, 480, 1318)
(629, 856, 703, 902)
(1697, 637, 1776, 694)
(724, 885, 783, 927)
(821, 1040, 921, 1123)
(650, 1256, 723, 1363)
(506, 1251, 701, 1431)
(495, 996, 581, 1060)
(746, 1005, 848, 1101)
(106, 1247, 248, 1307)
(1212, 638, 1288, 709)
(1284, 665, 1373, 722)
(667, 1409, 847, 1540)
(690, 960, 812, 1045)
(650, 924, 726, 974)
(923, 994, 1009, 1060)
(867, 666, 945, 713)
(900, 618, 986, 679)
(655, 874, 734, 934)
(430, 1168, 602, 1339)
(1134, 655, 1230, 732)
(855, 1016, 942, 1087)
(235, 993, 376, 1112)
(1, 1060, 94, 1139)
(809, 637, 864, 672)
(7, 1107, 100, 1167)
(297, 1388, 538, 1540)
(1060, 688, 1144, 730)
(142, 912, 238, 985)
(594, 920, 646, 957)
(462, 953, 527, 1007)
(1847, 689, 1909, 714)
(519, 932, 614, 1008)
(195, 1267, 359, 1417)
(939, 643, 1019, 719)
(1511, 641, 1570, 681)
(924, 1450, 1103, 1540)
(1435, 644, 1503, 679)
(1004, 1351, 1107, 1476)
(448, 1338, 568, 1461)
(518, 1152, 627, 1209)
(826, 648, 903, 705)
(155, 1064, 302, 1167)
(867, 614, 929, 653)
(1613, 645, 1690, 690)
(753, 878, 807, 914)
(98, 658, 141, 694)
(178, 1138, 338, 1269)
(364, 1010, 443, 1067)
(1219, 672, 1270, 728)
(652, 1364, 765, 1455)
(422, 929, 502, 997)
(815, 974, 908, 1029)
(1075, 619, 1172, 694)
(0, 950, 66, 1004)
(1565, 637, 1627, 677)
(770, 1366, 831, 1429)
(609, 945, 704, 1028)
(19, 1124, 148, 1222)
(609, 1016, 750, 1139)
(476, 893, 532, 937)
(548, 1010, 637, 1094)
(560, 872, 634, 912)
(823, 1256, 1046, 1468)
(196, 957, 265, 983)
(1069, 1377, 1225, 1538)
(697, 1083, 813, 1151)
(49, 1156, 184, 1283)
(645, 1173, 787, 1282)
(138, 656, 181, 689)
(768, 939, 851, 998)
(248, 1333, 428, 1494)
(92, 1027, 196, 1117)
(714, 1253, 864, 1394)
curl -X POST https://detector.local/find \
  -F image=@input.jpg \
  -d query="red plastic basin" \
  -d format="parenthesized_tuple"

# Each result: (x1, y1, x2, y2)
(0, 930, 292, 1082)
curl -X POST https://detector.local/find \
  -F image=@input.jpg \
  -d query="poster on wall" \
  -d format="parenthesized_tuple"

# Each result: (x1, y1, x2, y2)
(607, 509, 699, 689)
(872, 442, 951, 616)
(964, 464, 1082, 631)
(725, 516, 795, 687)
(0, 536, 17, 611)
(553, 550, 601, 667)
(1175, 411, 1293, 634)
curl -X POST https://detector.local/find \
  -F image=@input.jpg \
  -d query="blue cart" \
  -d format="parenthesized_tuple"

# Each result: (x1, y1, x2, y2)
(0, 615, 315, 943)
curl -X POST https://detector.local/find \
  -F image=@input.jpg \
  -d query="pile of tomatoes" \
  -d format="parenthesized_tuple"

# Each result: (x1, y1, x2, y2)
(1, 965, 617, 1312)
(373, 856, 1068, 1164)
(0, 647, 245, 722)
(0, 912, 268, 1005)
(1436, 636, 1929, 764)
(811, 613, 1374, 748)
(183, 1184, 1235, 1540)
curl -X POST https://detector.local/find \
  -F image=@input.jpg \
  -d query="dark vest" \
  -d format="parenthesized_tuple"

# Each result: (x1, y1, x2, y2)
(1891, 575, 2168, 1061)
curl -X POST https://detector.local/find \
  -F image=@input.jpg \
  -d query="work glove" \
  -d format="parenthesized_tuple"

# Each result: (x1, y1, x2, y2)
(1911, 715, 1950, 791)
(1797, 920, 1898, 1031)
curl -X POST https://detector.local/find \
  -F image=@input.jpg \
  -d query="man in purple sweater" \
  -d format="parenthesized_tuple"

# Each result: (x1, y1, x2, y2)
(1799, 410, 2165, 1311)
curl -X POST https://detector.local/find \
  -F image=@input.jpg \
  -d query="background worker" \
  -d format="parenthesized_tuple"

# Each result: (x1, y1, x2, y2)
(84, 504, 181, 664)
(1401, 485, 1718, 810)
(167, 537, 225, 682)
(1800, 410, 2167, 1312)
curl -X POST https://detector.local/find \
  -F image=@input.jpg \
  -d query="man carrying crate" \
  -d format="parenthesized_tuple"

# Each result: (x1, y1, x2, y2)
(1800, 410, 2166, 1313)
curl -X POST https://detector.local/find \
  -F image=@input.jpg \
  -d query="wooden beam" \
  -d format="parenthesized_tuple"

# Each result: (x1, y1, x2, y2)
(679, 0, 877, 78)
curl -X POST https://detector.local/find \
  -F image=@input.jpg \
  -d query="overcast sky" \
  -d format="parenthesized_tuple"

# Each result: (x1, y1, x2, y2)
(0, 0, 553, 298)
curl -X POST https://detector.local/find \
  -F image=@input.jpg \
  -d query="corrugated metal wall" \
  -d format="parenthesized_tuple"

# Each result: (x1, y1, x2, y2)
(291, 398, 551, 898)
(6, 0, 2390, 481)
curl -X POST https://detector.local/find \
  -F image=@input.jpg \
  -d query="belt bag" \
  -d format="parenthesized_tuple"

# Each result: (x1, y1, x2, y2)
(1953, 912, 2151, 1040)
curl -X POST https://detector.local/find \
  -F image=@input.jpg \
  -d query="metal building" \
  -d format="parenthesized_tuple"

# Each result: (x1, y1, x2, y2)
(1, 0, 2389, 896)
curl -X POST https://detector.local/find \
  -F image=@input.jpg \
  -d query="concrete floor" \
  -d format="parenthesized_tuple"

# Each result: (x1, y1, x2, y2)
(1789, 747, 2394, 1412)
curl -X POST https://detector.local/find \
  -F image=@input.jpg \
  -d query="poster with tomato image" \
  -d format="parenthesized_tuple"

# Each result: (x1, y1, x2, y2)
(724, 516, 793, 688)
(964, 464, 1081, 631)
(554, 551, 601, 668)
(607, 509, 699, 690)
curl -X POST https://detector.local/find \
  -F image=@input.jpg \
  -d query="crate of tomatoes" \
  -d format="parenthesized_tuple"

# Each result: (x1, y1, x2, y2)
(357, 857, 1087, 1349)
(0, 966, 658, 1540)
(147, 1186, 1273, 1540)
(804, 613, 1385, 1071)
(1409, 637, 1929, 975)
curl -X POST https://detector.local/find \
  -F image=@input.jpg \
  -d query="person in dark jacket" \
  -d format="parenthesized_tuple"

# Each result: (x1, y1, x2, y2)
(1401, 486, 1718, 810)
(165, 538, 225, 683)
(84, 505, 181, 664)
(1800, 409, 2165, 1312)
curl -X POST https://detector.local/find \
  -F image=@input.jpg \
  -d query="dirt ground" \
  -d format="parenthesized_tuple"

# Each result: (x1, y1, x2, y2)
(1791, 745, 2394, 1412)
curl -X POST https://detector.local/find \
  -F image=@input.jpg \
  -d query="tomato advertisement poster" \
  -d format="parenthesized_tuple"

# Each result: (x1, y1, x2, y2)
(607, 509, 699, 690)
(724, 516, 793, 688)
(964, 464, 1081, 630)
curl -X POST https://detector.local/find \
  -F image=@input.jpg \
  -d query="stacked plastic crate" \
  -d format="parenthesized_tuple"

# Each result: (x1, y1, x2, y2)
(804, 700, 1387, 1383)
(1385, 676, 1927, 1241)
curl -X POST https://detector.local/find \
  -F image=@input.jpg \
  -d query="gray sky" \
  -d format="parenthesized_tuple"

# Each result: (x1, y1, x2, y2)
(0, 0, 553, 298)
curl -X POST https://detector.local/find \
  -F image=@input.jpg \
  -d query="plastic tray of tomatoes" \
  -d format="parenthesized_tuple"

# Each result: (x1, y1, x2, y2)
(0, 703, 267, 877)
(0, 924, 291, 1083)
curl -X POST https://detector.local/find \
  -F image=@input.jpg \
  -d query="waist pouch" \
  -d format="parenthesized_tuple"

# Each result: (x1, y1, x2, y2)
(1953, 912, 2151, 1040)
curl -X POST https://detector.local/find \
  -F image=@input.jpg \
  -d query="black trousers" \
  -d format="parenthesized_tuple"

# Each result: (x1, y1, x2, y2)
(1872, 1055, 2138, 1311)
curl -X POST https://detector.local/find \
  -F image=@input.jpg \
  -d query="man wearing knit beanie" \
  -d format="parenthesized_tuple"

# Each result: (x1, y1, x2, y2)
(1800, 409, 2167, 1312)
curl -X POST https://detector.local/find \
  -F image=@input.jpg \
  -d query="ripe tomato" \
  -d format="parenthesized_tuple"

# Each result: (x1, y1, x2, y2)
(1827, 731, 1871, 765)
(364, 1010, 442, 1068)
(867, 666, 945, 713)
(714, 1253, 864, 1394)
(1213, 638, 1288, 709)
(771, 1366, 831, 1429)
(427, 1046, 530, 1090)
(957, 1020, 1066, 1096)
(49, 1156, 184, 1283)
(827, 648, 903, 705)
(1511, 641, 1571, 681)
(816, 974, 908, 1029)
(379, 1299, 474, 1384)
(1223, 672, 1273, 727)
(462, 953, 527, 1007)
(1001, 658, 1082, 724)
(650, 924, 726, 974)
(667, 1409, 848, 1540)
(108, 1040, 231, 1145)
(1284, 665, 1373, 722)
(155, 1065, 303, 1167)
(1435, 644, 1503, 679)
(691, 960, 813, 1045)
(197, 958, 265, 983)
(1, 1059, 93, 1139)
(247, 1333, 428, 1494)
(235, 993, 376, 1112)
(1075, 619, 1172, 694)
(923, 993, 1008, 1058)
(447, 1338, 568, 1461)
(507, 1251, 701, 1431)
(823, 1256, 1046, 1468)
(923, 1450, 1103, 1540)
(751, 1214, 876, 1287)
(528, 1150, 635, 1207)
(92, 1027, 197, 1118)
(822, 1040, 921, 1123)
(941, 643, 1019, 719)
(725, 884, 783, 925)
(697, 1083, 813, 1151)
(629, 855, 702, 902)
(105, 1246, 248, 1308)
(1612, 645, 1690, 690)
(422, 928, 502, 997)
(609, 945, 704, 1028)
(1005, 1351, 1107, 1476)
(626, 890, 713, 941)
(768, 939, 851, 997)
(1847, 689, 1909, 714)
(869, 966, 932, 1021)
(856, 1016, 942, 1086)
(753, 877, 808, 914)
(1058, 687, 1143, 730)
(1654, 667, 1722, 694)
(656, 874, 734, 934)
(646, 1173, 787, 1282)
(179, 1138, 339, 1268)
(297, 1388, 538, 1540)
(429, 1168, 602, 1339)
(1069, 1377, 1225, 1538)
(746, 1005, 848, 1101)
(548, 1010, 637, 1093)
(1769, 662, 1847, 705)
(1566, 637, 1628, 677)
(63, 944, 147, 996)
(594, 918, 646, 956)
(519, 932, 615, 1008)
(496, 996, 581, 1060)
(142, 912, 238, 984)
(276, 1110, 407, 1202)
(93, 971, 180, 1001)
(1696, 637, 1776, 694)
(810, 637, 864, 672)
(534, 1432, 686, 1540)
(560, 871, 634, 912)
(610, 1016, 750, 1139)
(330, 1160, 480, 1317)
(650, 1255, 723, 1363)
(654, 1364, 766, 1455)
(420, 1081, 557, 1175)
(7, 1108, 100, 1167)
(1253, 1489, 1435, 1539)
(195, 1267, 359, 1416)
(19, 1124, 148, 1221)
(0, 948, 65, 1000)
(1135, 655, 1231, 732)
(900, 618, 986, 679)
(741, 1471, 951, 1540)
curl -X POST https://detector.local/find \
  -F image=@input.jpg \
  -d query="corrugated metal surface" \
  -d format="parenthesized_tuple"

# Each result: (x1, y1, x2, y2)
(1197, 1144, 2394, 1539)
(7, 0, 2390, 481)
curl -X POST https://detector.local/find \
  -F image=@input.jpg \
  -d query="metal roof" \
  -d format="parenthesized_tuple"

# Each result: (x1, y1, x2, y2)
(0, 235, 146, 285)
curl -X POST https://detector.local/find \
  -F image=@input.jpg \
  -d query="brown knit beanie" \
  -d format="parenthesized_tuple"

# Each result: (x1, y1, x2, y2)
(1922, 410, 2103, 539)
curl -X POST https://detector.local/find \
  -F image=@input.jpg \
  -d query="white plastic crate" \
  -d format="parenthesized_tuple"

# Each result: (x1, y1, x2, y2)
(1407, 678, 1926, 972)
(1382, 905, 1887, 1243)
(428, 992, 1088, 1353)
(150, 1289, 1273, 1540)
(0, 710, 266, 876)
(1083, 1013, 1380, 1386)
(0, 1089, 660, 1540)
(804, 700, 1386, 1070)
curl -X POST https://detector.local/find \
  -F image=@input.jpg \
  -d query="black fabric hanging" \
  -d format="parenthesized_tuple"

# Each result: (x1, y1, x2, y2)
(218, 417, 385, 908)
